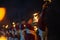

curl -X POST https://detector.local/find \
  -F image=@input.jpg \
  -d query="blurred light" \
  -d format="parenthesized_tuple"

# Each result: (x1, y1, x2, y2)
(0, 7, 6, 21)
(24, 24, 26, 27)
(0, 36, 7, 40)
(13, 24, 16, 28)
(34, 26, 38, 31)
(12, 22, 15, 25)
(5, 25, 8, 29)
(12, 22, 16, 28)
(2, 25, 5, 28)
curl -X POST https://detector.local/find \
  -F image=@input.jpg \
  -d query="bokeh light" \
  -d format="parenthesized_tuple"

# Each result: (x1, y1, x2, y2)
(0, 7, 6, 21)
(0, 36, 7, 40)
(13, 24, 16, 28)
(12, 22, 15, 25)
(5, 25, 8, 29)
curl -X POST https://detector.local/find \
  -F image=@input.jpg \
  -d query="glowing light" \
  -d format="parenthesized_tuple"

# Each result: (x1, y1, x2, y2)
(0, 7, 6, 21)
(24, 25, 26, 27)
(12, 22, 16, 28)
(12, 22, 15, 25)
(34, 26, 38, 31)
(13, 24, 16, 28)
(0, 36, 7, 40)
(5, 25, 8, 29)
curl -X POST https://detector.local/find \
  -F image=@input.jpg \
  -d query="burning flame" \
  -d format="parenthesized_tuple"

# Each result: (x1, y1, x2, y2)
(0, 36, 7, 40)
(0, 7, 6, 21)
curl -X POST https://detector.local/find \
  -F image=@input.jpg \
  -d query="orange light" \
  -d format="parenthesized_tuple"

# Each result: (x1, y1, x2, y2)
(0, 36, 7, 40)
(0, 7, 6, 21)
(5, 25, 8, 29)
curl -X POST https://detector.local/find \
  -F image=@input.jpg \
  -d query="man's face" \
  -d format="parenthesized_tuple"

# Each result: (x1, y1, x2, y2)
(33, 13, 39, 22)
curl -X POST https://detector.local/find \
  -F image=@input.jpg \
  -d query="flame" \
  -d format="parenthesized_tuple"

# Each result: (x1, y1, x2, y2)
(0, 7, 6, 21)
(0, 36, 7, 40)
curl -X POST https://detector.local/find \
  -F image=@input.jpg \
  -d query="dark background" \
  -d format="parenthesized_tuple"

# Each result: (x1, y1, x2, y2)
(0, 0, 60, 40)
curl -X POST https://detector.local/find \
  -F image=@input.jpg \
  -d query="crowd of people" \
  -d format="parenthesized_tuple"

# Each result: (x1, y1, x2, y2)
(0, 19, 44, 40)
(0, 2, 48, 40)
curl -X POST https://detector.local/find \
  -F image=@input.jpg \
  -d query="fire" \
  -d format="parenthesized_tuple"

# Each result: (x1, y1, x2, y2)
(0, 36, 7, 40)
(0, 7, 6, 21)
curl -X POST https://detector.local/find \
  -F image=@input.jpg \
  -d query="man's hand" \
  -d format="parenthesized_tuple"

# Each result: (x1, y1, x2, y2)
(42, 2, 48, 9)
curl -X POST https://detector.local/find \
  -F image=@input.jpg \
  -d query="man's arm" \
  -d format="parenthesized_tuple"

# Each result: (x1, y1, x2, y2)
(40, 2, 48, 17)
(39, 2, 48, 31)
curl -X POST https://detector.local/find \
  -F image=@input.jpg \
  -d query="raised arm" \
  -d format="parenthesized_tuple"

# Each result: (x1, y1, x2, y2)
(40, 2, 48, 17)
(39, 2, 48, 31)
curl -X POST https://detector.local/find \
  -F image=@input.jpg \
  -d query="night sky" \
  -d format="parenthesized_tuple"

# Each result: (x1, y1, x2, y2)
(0, 0, 60, 40)
(0, 0, 43, 23)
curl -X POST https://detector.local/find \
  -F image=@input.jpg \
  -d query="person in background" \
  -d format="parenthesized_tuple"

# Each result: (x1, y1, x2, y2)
(25, 18, 37, 40)
(19, 20, 26, 40)
(38, 2, 48, 40)
(13, 23, 20, 40)
(8, 26, 13, 40)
